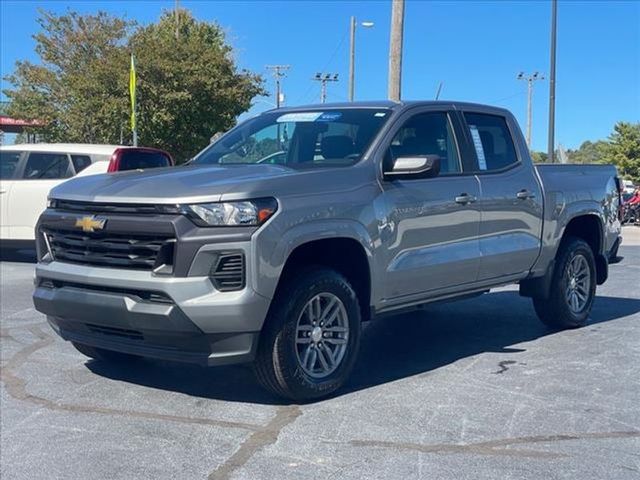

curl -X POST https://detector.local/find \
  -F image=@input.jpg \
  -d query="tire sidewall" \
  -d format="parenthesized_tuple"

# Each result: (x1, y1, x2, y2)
(273, 269, 361, 399)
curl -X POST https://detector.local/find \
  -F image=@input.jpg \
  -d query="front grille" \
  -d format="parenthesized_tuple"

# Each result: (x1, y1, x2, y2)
(210, 252, 245, 291)
(51, 199, 178, 215)
(43, 228, 175, 271)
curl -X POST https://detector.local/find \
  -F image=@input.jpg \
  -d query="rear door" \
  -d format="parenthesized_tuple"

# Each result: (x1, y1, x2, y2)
(8, 151, 74, 240)
(0, 150, 23, 239)
(461, 110, 543, 280)
(380, 107, 482, 300)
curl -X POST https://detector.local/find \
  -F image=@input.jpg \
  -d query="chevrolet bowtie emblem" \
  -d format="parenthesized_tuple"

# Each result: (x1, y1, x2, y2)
(75, 216, 106, 233)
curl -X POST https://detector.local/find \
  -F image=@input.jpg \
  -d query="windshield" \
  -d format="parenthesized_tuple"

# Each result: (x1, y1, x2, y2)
(193, 109, 391, 168)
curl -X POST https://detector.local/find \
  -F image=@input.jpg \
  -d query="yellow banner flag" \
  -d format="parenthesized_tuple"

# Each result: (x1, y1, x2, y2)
(129, 53, 136, 132)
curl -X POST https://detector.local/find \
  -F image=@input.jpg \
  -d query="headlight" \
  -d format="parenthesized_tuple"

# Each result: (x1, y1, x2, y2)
(183, 198, 277, 227)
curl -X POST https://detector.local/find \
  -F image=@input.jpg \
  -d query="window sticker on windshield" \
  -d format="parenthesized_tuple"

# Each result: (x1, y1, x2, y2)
(316, 112, 342, 122)
(277, 112, 323, 123)
(469, 125, 487, 170)
(374, 112, 387, 117)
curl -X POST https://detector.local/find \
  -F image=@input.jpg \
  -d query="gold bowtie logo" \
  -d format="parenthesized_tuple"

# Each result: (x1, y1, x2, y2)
(75, 216, 106, 233)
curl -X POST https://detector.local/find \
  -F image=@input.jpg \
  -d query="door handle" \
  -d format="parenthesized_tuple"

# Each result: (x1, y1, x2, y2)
(455, 193, 477, 205)
(516, 189, 536, 200)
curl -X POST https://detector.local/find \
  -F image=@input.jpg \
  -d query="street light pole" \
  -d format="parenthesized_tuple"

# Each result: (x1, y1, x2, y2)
(314, 73, 339, 103)
(548, 0, 558, 163)
(517, 72, 544, 149)
(348, 17, 374, 102)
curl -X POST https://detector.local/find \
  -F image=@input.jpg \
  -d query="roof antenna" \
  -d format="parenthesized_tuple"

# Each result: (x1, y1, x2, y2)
(435, 81, 443, 100)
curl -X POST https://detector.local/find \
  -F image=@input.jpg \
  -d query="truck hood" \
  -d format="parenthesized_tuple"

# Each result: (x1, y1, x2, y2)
(50, 164, 298, 204)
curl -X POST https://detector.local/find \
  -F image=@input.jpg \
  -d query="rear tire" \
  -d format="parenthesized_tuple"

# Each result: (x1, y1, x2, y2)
(71, 342, 139, 363)
(253, 268, 361, 401)
(532, 237, 596, 329)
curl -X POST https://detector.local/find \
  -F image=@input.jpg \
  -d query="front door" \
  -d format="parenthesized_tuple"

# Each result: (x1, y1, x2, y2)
(380, 110, 482, 301)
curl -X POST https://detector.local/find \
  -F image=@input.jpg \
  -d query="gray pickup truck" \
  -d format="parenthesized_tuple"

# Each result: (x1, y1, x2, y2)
(33, 101, 622, 400)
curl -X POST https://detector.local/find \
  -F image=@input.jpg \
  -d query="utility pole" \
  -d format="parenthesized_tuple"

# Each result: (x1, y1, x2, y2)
(548, 0, 558, 163)
(349, 16, 356, 102)
(517, 71, 545, 148)
(313, 73, 339, 103)
(388, 0, 405, 101)
(175, 0, 180, 40)
(265, 65, 290, 108)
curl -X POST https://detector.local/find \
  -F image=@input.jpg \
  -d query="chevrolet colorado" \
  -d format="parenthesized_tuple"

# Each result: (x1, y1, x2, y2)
(33, 101, 623, 400)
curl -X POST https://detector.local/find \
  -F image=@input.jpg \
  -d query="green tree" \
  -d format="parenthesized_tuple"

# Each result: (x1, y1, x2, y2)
(4, 10, 133, 143)
(129, 9, 265, 161)
(530, 151, 548, 163)
(600, 122, 640, 183)
(3, 9, 265, 161)
(566, 140, 608, 164)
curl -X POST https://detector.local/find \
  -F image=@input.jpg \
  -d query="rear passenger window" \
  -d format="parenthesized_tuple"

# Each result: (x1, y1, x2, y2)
(23, 153, 72, 180)
(464, 113, 518, 171)
(71, 155, 92, 173)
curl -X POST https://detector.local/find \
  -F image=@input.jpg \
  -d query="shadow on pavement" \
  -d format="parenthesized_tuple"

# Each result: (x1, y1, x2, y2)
(85, 291, 640, 405)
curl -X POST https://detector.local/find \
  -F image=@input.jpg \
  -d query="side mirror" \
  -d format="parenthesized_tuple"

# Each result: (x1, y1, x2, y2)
(385, 154, 441, 179)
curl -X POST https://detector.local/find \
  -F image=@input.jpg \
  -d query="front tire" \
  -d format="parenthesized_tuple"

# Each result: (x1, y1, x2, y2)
(532, 237, 596, 329)
(253, 268, 361, 401)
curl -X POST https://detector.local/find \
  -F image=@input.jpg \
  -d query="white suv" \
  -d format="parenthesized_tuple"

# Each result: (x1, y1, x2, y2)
(0, 143, 119, 246)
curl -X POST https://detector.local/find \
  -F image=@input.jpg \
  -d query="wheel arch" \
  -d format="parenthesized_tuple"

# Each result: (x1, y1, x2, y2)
(268, 222, 374, 322)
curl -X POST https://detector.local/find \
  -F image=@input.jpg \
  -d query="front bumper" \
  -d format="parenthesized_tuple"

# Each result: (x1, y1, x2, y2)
(33, 261, 272, 366)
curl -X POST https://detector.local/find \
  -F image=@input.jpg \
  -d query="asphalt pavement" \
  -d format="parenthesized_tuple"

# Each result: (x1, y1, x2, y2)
(1, 228, 639, 479)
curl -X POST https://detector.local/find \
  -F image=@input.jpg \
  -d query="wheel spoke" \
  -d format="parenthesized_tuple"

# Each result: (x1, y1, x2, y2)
(319, 297, 338, 323)
(296, 336, 312, 344)
(325, 337, 347, 345)
(307, 348, 318, 371)
(301, 345, 312, 367)
(317, 347, 330, 372)
(324, 325, 348, 333)
(322, 303, 342, 327)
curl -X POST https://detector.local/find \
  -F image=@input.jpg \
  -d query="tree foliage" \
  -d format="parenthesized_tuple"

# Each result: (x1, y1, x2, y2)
(601, 122, 640, 183)
(566, 122, 640, 182)
(3, 9, 265, 161)
(566, 140, 608, 164)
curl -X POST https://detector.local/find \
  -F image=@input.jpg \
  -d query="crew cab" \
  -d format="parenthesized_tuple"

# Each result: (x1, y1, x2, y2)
(0, 143, 173, 248)
(32, 102, 622, 400)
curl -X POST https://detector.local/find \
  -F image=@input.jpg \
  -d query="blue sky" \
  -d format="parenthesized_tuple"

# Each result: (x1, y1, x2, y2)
(1, 0, 639, 151)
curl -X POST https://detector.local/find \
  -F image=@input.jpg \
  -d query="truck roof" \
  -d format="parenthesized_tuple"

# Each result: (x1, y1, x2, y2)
(271, 100, 512, 115)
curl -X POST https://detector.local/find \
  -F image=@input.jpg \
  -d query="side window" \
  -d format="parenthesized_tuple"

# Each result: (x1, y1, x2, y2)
(71, 155, 92, 174)
(23, 153, 72, 180)
(0, 152, 22, 179)
(464, 113, 518, 171)
(388, 112, 461, 174)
